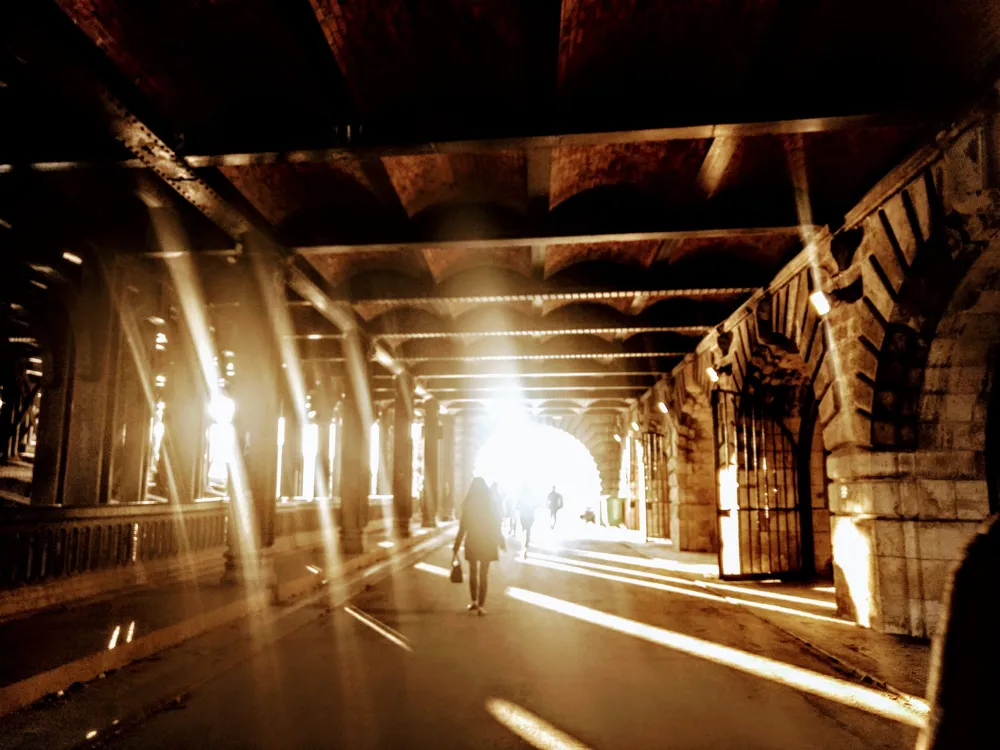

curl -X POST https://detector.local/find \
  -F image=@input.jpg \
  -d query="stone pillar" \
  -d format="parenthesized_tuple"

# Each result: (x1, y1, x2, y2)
(61, 262, 118, 507)
(160, 316, 205, 504)
(30, 306, 71, 506)
(223, 245, 281, 583)
(279, 409, 302, 501)
(315, 394, 333, 500)
(338, 349, 369, 555)
(377, 407, 392, 496)
(440, 412, 455, 519)
(114, 336, 152, 505)
(422, 400, 439, 526)
(675, 398, 719, 552)
(332, 401, 343, 504)
(392, 377, 413, 538)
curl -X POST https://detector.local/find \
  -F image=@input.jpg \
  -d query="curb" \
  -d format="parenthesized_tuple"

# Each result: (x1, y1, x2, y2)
(0, 525, 455, 718)
(751, 612, 924, 701)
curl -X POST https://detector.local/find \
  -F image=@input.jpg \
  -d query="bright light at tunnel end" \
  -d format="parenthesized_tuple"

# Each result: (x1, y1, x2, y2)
(474, 421, 603, 516)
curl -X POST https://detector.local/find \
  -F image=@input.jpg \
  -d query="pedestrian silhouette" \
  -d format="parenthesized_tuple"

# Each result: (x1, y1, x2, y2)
(452, 477, 505, 615)
(547, 485, 564, 530)
(519, 493, 536, 559)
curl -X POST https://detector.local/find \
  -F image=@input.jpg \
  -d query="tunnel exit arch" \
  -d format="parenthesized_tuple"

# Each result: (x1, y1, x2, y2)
(473, 421, 604, 522)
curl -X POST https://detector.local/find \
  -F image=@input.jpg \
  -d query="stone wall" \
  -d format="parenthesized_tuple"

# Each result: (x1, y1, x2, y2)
(648, 114, 1000, 635)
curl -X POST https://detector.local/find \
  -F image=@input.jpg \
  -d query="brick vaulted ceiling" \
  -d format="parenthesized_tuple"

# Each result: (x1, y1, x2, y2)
(3, 0, 1000, 408)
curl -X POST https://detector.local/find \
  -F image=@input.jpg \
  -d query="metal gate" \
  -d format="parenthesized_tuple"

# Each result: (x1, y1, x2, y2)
(711, 390, 804, 579)
(642, 433, 670, 540)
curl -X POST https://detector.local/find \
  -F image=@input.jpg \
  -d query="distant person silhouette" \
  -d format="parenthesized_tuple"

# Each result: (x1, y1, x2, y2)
(519, 494, 536, 559)
(452, 477, 505, 615)
(547, 486, 564, 529)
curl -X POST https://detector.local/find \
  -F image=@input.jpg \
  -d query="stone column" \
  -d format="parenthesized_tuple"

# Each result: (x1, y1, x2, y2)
(338, 348, 369, 555)
(440, 412, 455, 519)
(30, 306, 71, 506)
(392, 376, 413, 539)
(331, 400, 343, 505)
(315, 391, 333, 500)
(279, 408, 301, 501)
(114, 330, 152, 505)
(377, 407, 392, 496)
(223, 245, 281, 583)
(61, 262, 118, 507)
(160, 315, 205, 504)
(423, 400, 439, 526)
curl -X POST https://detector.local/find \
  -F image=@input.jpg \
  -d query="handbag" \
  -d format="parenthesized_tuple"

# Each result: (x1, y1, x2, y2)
(450, 558, 463, 584)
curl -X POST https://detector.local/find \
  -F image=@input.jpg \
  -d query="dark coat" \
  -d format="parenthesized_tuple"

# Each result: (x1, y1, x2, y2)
(454, 480, 504, 562)
(918, 515, 1000, 749)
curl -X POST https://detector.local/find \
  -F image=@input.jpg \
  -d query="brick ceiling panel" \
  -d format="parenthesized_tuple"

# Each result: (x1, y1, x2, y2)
(55, 0, 342, 144)
(557, 1, 782, 104)
(800, 127, 923, 220)
(308, 0, 558, 121)
(542, 298, 634, 316)
(421, 246, 532, 283)
(446, 300, 535, 321)
(705, 135, 790, 199)
(550, 141, 709, 208)
(380, 152, 527, 216)
(308, 250, 426, 287)
(664, 235, 797, 267)
(219, 161, 374, 226)
(544, 240, 662, 278)
(354, 300, 451, 322)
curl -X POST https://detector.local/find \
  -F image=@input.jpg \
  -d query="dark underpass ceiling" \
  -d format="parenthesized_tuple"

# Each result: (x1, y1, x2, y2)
(2, 0, 999, 412)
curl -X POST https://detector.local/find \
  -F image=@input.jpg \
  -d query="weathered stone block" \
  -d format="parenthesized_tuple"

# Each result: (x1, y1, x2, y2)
(872, 481, 902, 516)
(875, 555, 910, 601)
(941, 394, 978, 421)
(923, 601, 944, 639)
(927, 339, 955, 367)
(954, 480, 990, 520)
(916, 521, 979, 560)
(915, 449, 983, 479)
(919, 394, 943, 421)
(919, 558, 954, 602)
(874, 519, 905, 556)
(899, 480, 921, 517)
(876, 597, 911, 635)
(916, 479, 957, 519)
(881, 194, 919, 266)
(950, 365, 988, 394)
(921, 366, 948, 393)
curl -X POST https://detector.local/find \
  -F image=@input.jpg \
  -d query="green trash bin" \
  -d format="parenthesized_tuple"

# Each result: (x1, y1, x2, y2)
(605, 496, 624, 527)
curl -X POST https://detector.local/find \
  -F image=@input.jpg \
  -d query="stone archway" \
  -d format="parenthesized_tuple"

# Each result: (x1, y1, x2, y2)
(717, 326, 834, 579)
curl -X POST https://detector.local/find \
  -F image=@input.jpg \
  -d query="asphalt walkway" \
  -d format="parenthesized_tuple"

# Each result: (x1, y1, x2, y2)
(0, 523, 929, 749)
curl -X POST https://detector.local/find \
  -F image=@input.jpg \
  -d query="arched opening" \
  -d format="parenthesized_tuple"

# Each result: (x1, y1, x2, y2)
(473, 421, 603, 533)
(711, 342, 831, 580)
(799, 394, 833, 579)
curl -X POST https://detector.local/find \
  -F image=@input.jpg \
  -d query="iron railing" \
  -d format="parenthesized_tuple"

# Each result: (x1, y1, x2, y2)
(0, 495, 399, 590)
(0, 501, 228, 590)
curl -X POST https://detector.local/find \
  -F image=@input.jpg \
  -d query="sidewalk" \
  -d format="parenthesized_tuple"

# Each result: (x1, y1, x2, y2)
(0, 523, 455, 716)
(544, 523, 932, 699)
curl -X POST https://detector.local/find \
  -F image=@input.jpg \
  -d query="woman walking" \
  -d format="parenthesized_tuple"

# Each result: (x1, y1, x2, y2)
(453, 477, 505, 615)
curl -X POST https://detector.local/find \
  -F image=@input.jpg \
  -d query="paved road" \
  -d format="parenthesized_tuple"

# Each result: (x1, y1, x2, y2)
(10, 531, 923, 749)
(106, 530, 920, 749)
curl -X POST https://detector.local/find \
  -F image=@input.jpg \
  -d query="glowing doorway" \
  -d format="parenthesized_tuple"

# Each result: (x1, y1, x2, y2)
(473, 422, 602, 524)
